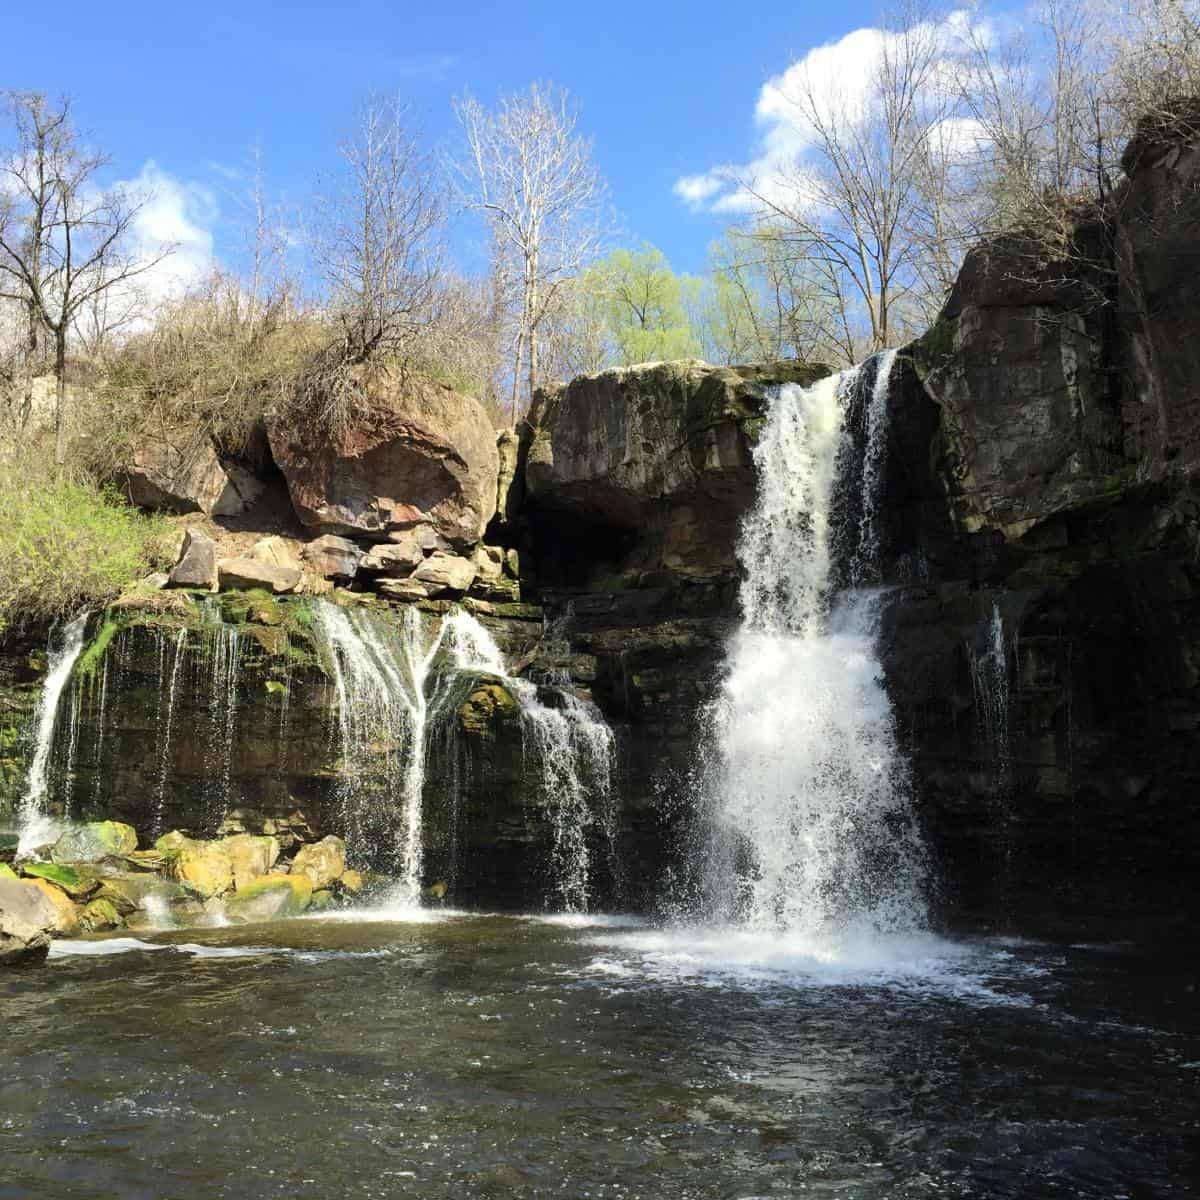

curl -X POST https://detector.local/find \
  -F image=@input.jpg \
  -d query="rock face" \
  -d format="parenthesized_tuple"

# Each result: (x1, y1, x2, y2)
(0, 877, 56, 965)
(525, 360, 827, 581)
(267, 369, 500, 549)
(122, 436, 247, 516)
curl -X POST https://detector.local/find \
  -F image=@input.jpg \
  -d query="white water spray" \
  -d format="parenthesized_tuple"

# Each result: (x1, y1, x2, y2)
(707, 359, 928, 943)
(16, 613, 88, 853)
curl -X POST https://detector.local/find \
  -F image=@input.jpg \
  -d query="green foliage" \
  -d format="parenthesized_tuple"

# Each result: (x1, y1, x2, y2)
(0, 469, 172, 631)
(581, 245, 701, 366)
(76, 617, 121, 680)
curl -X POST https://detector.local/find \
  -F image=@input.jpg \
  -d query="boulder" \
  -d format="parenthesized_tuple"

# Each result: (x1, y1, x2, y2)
(0, 876, 57, 964)
(266, 368, 500, 549)
(219, 834, 280, 890)
(26, 878, 80, 935)
(217, 556, 302, 595)
(168, 529, 218, 590)
(339, 869, 364, 895)
(95, 874, 189, 915)
(412, 552, 476, 595)
(376, 578, 433, 601)
(224, 873, 313, 924)
(302, 535, 362, 581)
(167, 839, 234, 899)
(525, 360, 829, 579)
(79, 897, 122, 932)
(122, 436, 243, 516)
(20, 862, 95, 899)
(249, 537, 304, 575)
(290, 836, 346, 890)
(360, 535, 424, 576)
(51, 821, 138, 864)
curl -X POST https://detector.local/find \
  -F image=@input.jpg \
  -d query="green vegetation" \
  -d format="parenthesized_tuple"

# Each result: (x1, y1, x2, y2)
(0, 469, 172, 632)
(75, 617, 120, 681)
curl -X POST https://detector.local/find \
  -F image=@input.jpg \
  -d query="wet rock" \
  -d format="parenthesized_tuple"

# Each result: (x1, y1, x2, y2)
(0, 877, 57, 965)
(338, 869, 364, 895)
(51, 821, 138, 864)
(167, 839, 234, 899)
(168, 529, 218, 590)
(266, 367, 500, 548)
(217, 556, 302, 595)
(290, 836, 346, 889)
(79, 896, 123, 932)
(25, 878, 80, 935)
(224, 873, 313, 923)
(302, 535, 362, 582)
(19, 862, 94, 899)
(96, 874, 189, 915)
(220, 834, 280, 890)
(412, 552, 476, 595)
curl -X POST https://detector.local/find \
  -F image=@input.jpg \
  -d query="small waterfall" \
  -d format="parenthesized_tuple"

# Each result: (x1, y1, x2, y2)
(17, 613, 89, 853)
(313, 602, 617, 911)
(202, 612, 243, 827)
(968, 600, 1014, 891)
(315, 602, 439, 905)
(152, 628, 189, 840)
(705, 356, 928, 942)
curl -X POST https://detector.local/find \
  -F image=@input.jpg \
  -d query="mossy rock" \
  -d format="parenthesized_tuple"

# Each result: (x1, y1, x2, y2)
(0, 862, 19, 880)
(51, 821, 138, 864)
(79, 896, 123, 932)
(96, 875, 190, 915)
(20, 862, 94, 899)
(26, 877, 81, 935)
(224, 872, 313, 924)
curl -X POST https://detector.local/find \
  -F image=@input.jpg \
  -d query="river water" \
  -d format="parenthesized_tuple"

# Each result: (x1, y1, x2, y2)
(2, 912, 1197, 1199)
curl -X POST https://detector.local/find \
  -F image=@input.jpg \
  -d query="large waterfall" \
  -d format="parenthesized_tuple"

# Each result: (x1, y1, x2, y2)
(705, 354, 929, 942)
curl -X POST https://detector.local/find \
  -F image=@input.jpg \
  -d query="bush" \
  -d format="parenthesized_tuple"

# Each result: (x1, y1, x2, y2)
(0, 467, 173, 632)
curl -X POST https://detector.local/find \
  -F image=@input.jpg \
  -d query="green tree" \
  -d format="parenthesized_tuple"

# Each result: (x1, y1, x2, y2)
(584, 244, 699, 365)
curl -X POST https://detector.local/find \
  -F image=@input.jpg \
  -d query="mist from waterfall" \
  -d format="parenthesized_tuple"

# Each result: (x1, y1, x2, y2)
(704, 354, 929, 944)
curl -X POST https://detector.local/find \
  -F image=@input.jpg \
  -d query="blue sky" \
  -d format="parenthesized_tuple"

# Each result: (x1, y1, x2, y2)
(2, 0, 898, 284)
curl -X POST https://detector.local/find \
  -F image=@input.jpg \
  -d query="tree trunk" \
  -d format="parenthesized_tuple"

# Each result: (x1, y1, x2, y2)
(526, 274, 540, 407)
(53, 331, 67, 472)
(510, 327, 525, 428)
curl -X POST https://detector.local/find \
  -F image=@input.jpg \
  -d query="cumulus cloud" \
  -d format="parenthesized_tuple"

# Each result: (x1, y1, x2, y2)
(115, 161, 218, 305)
(675, 10, 983, 216)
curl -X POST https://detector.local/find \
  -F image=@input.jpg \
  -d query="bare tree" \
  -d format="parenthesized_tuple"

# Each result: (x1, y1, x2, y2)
(740, 5, 958, 355)
(313, 95, 443, 366)
(0, 92, 168, 464)
(451, 82, 606, 420)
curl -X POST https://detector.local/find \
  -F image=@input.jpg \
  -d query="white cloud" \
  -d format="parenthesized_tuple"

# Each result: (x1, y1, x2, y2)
(116, 161, 218, 305)
(675, 11, 982, 217)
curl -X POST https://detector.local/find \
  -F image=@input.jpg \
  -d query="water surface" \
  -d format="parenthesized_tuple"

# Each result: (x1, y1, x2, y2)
(2, 913, 1197, 1199)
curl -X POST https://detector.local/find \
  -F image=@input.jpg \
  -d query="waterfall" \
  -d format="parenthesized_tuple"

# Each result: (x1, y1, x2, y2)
(705, 357, 928, 941)
(315, 602, 439, 905)
(152, 628, 189, 840)
(16, 613, 89, 853)
(969, 600, 1014, 890)
(313, 602, 617, 911)
(435, 611, 617, 911)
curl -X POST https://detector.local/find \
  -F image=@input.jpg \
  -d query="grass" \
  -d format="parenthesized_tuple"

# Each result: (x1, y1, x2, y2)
(0, 466, 173, 633)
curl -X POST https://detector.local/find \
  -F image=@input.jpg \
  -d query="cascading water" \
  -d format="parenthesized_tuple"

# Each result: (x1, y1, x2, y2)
(152, 628, 189, 840)
(314, 601, 617, 912)
(315, 602, 439, 906)
(16, 613, 89, 853)
(704, 355, 929, 944)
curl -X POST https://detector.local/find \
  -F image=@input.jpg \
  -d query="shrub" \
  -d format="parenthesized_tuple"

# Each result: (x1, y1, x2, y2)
(0, 467, 173, 632)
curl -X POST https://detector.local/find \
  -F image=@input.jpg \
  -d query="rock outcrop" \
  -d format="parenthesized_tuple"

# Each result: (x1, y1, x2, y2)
(267, 370, 500, 549)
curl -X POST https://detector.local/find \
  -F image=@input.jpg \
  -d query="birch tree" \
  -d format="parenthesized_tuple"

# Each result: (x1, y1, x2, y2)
(451, 82, 606, 420)
(0, 92, 168, 463)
